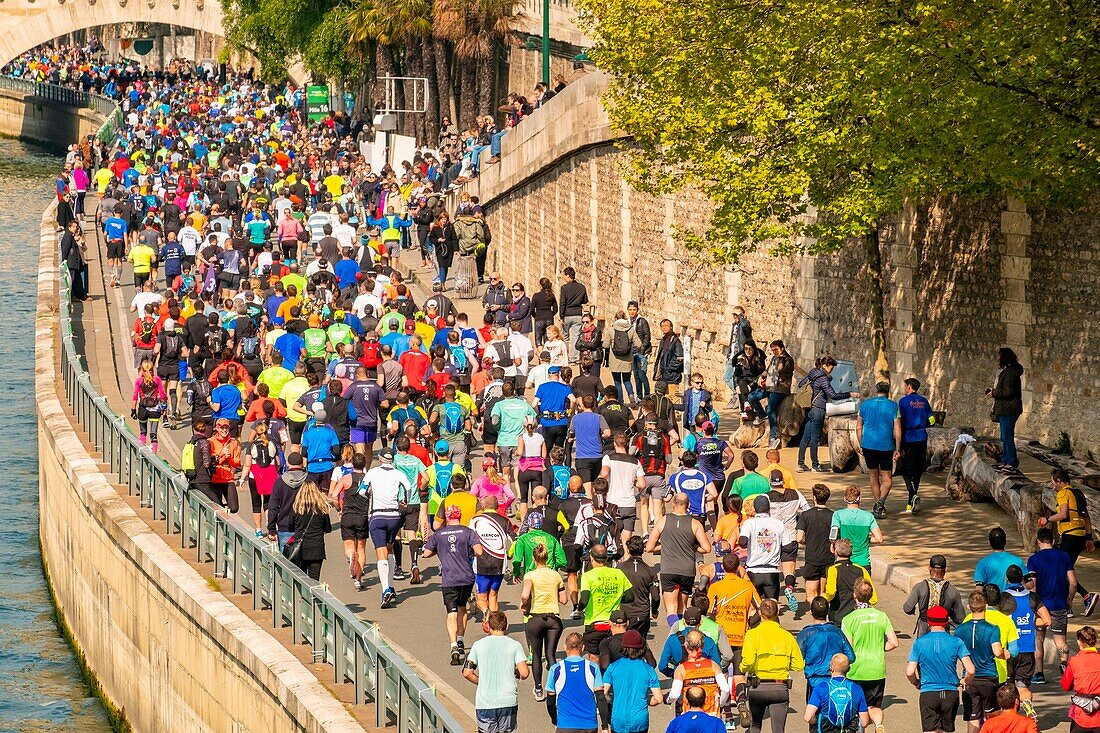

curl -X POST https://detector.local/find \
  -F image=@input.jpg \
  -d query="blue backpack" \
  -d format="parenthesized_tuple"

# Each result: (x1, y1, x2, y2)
(818, 679, 856, 732)
(440, 402, 465, 436)
(550, 464, 571, 500)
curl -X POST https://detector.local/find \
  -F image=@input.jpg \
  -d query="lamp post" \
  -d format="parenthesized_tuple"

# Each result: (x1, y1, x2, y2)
(542, 0, 550, 88)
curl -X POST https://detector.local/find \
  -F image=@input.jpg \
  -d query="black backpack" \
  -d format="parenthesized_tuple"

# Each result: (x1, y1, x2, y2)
(612, 328, 632, 358)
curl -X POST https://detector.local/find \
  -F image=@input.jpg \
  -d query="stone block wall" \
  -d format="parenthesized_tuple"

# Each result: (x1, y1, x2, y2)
(480, 143, 1100, 458)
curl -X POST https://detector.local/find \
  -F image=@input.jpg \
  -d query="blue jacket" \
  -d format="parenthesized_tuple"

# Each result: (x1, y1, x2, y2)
(658, 629, 720, 677)
(798, 367, 852, 411)
(796, 622, 855, 684)
(898, 392, 934, 443)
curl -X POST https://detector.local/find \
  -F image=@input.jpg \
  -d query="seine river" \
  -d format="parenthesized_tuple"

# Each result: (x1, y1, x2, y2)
(0, 139, 110, 731)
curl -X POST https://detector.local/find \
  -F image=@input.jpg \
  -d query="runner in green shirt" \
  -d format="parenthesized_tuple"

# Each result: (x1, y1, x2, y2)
(303, 325, 329, 360)
(830, 486, 883, 568)
(840, 579, 898, 729)
(578, 546, 633, 658)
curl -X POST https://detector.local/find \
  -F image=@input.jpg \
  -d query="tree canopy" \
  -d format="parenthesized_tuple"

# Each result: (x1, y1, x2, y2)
(577, 0, 1100, 262)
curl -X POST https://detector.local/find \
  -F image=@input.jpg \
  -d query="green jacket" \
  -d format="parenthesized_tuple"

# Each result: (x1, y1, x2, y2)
(510, 530, 566, 578)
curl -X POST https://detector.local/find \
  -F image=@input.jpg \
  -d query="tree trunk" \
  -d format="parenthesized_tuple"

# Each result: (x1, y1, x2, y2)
(864, 224, 891, 386)
(433, 38, 457, 128)
(475, 52, 495, 120)
(458, 61, 477, 128)
(421, 36, 441, 145)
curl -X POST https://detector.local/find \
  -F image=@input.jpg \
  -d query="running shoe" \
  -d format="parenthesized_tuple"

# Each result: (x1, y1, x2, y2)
(392, 567, 409, 582)
(784, 586, 798, 614)
(570, 606, 583, 620)
(450, 647, 463, 666)
(737, 697, 750, 728)
(911, 496, 921, 515)
(254, 529, 264, 538)
(1019, 699, 1037, 720)
(353, 578, 362, 591)
(1085, 592, 1099, 617)
(533, 684, 545, 702)
(797, 464, 810, 472)
(381, 589, 397, 609)
(1030, 672, 1046, 685)
(811, 464, 827, 473)
(410, 567, 422, 585)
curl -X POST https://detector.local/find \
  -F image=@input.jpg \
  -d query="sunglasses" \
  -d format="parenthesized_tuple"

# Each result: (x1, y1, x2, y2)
(511, 288, 522, 292)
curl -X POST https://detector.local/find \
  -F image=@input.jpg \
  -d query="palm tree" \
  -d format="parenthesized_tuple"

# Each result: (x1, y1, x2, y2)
(433, 0, 525, 125)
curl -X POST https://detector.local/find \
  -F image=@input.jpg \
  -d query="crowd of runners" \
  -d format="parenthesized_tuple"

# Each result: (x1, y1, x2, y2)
(28, 38, 1100, 733)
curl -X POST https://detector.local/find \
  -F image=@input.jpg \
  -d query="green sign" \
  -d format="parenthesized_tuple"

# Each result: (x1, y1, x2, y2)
(306, 84, 330, 123)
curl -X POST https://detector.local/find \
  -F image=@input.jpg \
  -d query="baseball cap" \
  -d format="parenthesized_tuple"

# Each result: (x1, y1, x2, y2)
(770, 470, 785, 487)
(609, 609, 628, 624)
(445, 504, 463, 521)
(926, 605, 950, 626)
(525, 511, 544, 530)
(404, 321, 416, 333)
(548, 366, 561, 375)
(683, 607, 703, 626)
(621, 630, 645, 650)
(753, 494, 771, 514)
(929, 554, 948, 570)
(434, 439, 450, 454)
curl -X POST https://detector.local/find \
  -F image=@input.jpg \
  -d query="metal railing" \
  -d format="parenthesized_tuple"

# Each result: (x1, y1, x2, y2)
(49, 92, 465, 733)
(1, 75, 122, 122)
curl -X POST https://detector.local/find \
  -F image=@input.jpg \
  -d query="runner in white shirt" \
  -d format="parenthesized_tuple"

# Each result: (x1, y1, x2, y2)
(600, 433, 646, 546)
(738, 494, 794, 606)
(362, 463, 412, 609)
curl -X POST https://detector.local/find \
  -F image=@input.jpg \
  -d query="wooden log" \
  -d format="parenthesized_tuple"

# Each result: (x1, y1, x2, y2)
(1017, 440, 1100, 489)
(826, 415, 867, 473)
(728, 395, 806, 449)
(926, 427, 962, 471)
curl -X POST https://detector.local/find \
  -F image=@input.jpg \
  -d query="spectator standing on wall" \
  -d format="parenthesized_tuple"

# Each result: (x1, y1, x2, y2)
(653, 319, 684, 394)
(559, 267, 588, 363)
(723, 307, 753, 408)
(626, 300, 652, 403)
(987, 347, 1024, 472)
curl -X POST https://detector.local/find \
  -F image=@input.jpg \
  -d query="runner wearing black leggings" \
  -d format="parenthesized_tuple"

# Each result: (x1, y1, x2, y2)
(520, 543, 566, 701)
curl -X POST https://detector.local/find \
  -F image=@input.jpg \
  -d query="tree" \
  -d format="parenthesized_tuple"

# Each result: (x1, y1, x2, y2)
(577, 0, 1100, 382)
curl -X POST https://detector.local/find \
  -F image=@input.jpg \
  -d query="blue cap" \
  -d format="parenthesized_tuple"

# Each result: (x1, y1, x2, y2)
(548, 366, 561, 375)
(434, 439, 450, 454)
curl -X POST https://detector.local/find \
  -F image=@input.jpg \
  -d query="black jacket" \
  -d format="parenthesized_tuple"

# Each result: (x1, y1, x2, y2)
(991, 363, 1024, 417)
(428, 223, 457, 268)
(267, 469, 308, 533)
(653, 333, 684, 385)
(60, 232, 83, 269)
(531, 290, 557, 323)
(559, 281, 588, 318)
(631, 316, 652, 353)
(290, 508, 333, 562)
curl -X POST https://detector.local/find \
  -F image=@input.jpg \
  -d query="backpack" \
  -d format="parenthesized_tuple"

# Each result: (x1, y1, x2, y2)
(612, 328, 632, 359)
(433, 461, 456, 498)
(161, 332, 182, 360)
(916, 578, 953, 632)
(492, 340, 513, 366)
(1069, 487, 1091, 523)
(818, 679, 857, 732)
(138, 317, 156, 345)
(360, 340, 381, 369)
(181, 436, 199, 478)
(449, 345, 471, 376)
(440, 402, 465, 436)
(550, 465, 572, 500)
(396, 298, 417, 320)
(239, 333, 260, 357)
(637, 429, 667, 474)
(205, 327, 226, 355)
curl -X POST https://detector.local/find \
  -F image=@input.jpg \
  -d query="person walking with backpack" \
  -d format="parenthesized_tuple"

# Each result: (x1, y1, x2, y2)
(803, 654, 871, 733)
(626, 300, 652, 403)
(903, 554, 967, 638)
(131, 358, 166, 454)
(604, 310, 643, 405)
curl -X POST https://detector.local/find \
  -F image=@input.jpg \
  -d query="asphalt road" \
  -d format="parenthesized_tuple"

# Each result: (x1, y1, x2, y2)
(78, 225, 1074, 733)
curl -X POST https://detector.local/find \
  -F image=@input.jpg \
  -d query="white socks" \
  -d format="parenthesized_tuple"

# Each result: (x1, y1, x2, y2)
(377, 558, 391, 593)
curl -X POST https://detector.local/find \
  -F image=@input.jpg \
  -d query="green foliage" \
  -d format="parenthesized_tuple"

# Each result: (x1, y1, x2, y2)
(577, 0, 1100, 264)
(1055, 430, 1073, 455)
(222, 0, 361, 80)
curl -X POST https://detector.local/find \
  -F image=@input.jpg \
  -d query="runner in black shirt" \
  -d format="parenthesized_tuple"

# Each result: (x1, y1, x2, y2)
(795, 483, 836, 600)
(617, 536, 660, 638)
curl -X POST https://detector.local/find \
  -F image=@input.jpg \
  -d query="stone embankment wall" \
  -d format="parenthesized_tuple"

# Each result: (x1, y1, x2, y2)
(0, 87, 103, 147)
(465, 71, 1099, 457)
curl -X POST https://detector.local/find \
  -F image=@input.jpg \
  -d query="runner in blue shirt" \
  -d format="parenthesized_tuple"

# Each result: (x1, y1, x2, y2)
(546, 632, 608, 732)
(906, 606, 975, 733)
(601, 631, 661, 733)
(856, 382, 901, 518)
(534, 367, 575, 451)
(667, 452, 717, 522)
(665, 686, 724, 733)
(897, 377, 934, 514)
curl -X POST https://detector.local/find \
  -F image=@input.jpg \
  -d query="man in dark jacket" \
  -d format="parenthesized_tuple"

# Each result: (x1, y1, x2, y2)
(60, 220, 86, 301)
(627, 300, 652, 402)
(186, 418, 216, 503)
(482, 272, 511, 325)
(652, 319, 684, 391)
(267, 452, 309, 549)
(559, 267, 588, 360)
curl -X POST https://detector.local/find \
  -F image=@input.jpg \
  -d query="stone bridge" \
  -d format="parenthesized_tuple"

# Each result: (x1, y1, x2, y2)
(0, 0, 224, 66)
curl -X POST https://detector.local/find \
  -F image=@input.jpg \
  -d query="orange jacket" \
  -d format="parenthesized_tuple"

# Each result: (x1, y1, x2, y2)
(208, 434, 241, 484)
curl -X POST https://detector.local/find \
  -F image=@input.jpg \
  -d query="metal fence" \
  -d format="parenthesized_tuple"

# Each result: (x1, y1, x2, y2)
(1, 75, 122, 121)
(50, 94, 465, 733)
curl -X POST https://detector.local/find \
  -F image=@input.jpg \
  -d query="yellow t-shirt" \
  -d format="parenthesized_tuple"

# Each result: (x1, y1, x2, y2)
(94, 168, 113, 193)
(281, 377, 312, 423)
(525, 566, 564, 615)
(128, 244, 156, 274)
(323, 174, 345, 197)
(1056, 486, 1087, 537)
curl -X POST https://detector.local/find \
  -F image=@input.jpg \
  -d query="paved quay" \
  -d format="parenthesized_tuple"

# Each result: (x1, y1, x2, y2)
(68, 209, 1085, 732)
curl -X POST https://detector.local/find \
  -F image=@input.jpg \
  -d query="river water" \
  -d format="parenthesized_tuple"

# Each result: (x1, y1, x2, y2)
(0, 139, 110, 732)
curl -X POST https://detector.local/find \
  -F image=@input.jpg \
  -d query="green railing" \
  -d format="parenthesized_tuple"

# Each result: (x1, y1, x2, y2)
(49, 87, 465, 733)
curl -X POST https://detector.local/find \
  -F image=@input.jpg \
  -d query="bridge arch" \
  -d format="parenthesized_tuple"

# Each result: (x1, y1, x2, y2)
(0, 0, 225, 66)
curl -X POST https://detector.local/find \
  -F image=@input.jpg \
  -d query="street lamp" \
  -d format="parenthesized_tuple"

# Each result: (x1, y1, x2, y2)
(542, 0, 550, 87)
